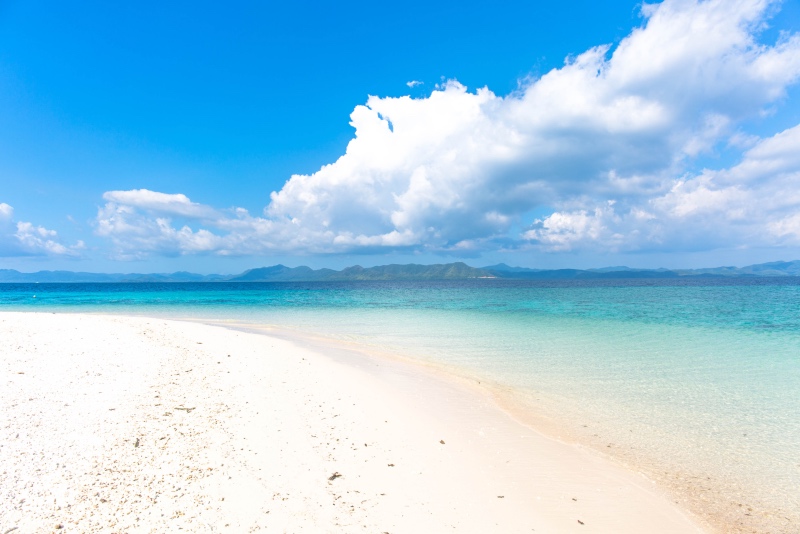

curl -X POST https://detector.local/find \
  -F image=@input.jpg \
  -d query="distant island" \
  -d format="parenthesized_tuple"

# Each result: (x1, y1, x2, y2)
(1, 260, 800, 283)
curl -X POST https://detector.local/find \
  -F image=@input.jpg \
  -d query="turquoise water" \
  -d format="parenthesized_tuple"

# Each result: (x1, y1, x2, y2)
(2, 279, 799, 524)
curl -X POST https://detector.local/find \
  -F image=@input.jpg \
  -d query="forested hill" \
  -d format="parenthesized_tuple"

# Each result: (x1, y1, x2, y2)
(2, 260, 799, 283)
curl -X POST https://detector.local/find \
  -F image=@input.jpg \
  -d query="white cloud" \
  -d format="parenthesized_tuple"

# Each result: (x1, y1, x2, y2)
(527, 123, 800, 252)
(95, 0, 800, 259)
(102, 189, 219, 219)
(0, 203, 83, 257)
(406, 80, 423, 88)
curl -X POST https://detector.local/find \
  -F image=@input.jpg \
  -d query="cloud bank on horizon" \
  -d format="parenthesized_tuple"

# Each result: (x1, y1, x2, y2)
(6, 0, 800, 261)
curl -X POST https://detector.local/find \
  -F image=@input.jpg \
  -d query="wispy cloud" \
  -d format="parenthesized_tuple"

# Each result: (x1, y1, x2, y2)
(0, 203, 84, 257)
(102, 190, 219, 219)
(406, 80, 423, 88)
(95, 0, 800, 259)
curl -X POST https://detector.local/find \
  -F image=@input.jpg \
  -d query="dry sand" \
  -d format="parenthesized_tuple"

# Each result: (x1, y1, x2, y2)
(0, 312, 705, 533)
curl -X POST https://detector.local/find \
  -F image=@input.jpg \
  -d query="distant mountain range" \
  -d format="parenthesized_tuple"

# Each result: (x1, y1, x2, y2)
(1, 260, 799, 283)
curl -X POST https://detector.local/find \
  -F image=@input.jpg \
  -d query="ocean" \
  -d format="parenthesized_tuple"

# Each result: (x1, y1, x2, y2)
(2, 278, 798, 529)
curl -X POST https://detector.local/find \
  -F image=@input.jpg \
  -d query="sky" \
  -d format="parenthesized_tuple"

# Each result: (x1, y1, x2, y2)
(2, 0, 800, 273)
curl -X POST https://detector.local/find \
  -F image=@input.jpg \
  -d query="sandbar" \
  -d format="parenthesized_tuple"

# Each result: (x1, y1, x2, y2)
(0, 312, 705, 532)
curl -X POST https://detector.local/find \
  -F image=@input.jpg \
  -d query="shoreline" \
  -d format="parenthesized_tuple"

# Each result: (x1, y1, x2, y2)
(201, 316, 797, 534)
(2, 312, 705, 532)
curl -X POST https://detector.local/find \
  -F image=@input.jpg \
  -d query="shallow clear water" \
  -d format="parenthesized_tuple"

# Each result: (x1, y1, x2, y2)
(2, 278, 799, 521)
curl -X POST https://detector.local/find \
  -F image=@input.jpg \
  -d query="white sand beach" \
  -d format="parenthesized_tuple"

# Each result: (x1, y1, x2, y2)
(1, 312, 705, 533)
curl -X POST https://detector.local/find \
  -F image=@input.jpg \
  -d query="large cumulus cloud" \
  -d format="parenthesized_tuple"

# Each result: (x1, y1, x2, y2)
(96, 0, 800, 259)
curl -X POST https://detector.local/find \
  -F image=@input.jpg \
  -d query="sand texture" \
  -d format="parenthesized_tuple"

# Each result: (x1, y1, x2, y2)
(1, 312, 705, 532)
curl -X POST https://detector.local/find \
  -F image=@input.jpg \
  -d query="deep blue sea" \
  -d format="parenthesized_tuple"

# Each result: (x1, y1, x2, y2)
(2, 278, 799, 520)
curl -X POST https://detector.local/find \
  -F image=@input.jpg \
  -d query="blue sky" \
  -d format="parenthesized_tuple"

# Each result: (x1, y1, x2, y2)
(2, 0, 800, 273)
